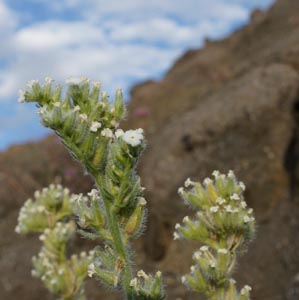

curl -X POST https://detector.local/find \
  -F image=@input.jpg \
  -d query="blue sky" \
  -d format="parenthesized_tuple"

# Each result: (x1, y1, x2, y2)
(0, 0, 274, 150)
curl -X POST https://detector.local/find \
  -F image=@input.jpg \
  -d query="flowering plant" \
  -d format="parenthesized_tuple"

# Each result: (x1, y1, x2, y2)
(16, 77, 255, 300)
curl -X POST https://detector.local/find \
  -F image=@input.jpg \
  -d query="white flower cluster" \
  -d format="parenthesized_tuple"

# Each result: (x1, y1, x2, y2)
(129, 270, 162, 292)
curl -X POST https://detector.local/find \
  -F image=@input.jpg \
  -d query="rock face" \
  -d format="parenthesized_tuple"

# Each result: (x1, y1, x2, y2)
(2, 1, 299, 300)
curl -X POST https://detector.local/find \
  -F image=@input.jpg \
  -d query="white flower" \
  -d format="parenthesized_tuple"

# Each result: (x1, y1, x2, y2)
(212, 170, 220, 178)
(203, 177, 213, 186)
(241, 201, 247, 208)
(177, 187, 184, 195)
(44, 77, 53, 84)
(230, 193, 240, 201)
(183, 216, 190, 223)
(101, 128, 113, 138)
(93, 81, 101, 88)
(27, 79, 38, 89)
(80, 76, 90, 83)
(138, 197, 147, 206)
(53, 102, 61, 108)
(216, 197, 226, 205)
(80, 251, 87, 258)
(50, 279, 57, 286)
(90, 121, 102, 132)
(136, 128, 143, 134)
(15, 225, 21, 233)
(241, 285, 252, 295)
(130, 278, 138, 288)
(115, 129, 124, 138)
(156, 271, 162, 277)
(210, 206, 219, 213)
(175, 223, 181, 230)
(209, 261, 216, 268)
(18, 89, 26, 103)
(87, 189, 98, 198)
(173, 232, 180, 240)
(58, 268, 64, 275)
(39, 234, 46, 241)
(137, 270, 149, 279)
(200, 245, 209, 252)
(122, 129, 144, 147)
(218, 248, 228, 254)
(184, 177, 194, 187)
(37, 206, 45, 212)
(73, 105, 80, 112)
(181, 276, 186, 284)
(243, 215, 251, 223)
(79, 114, 88, 121)
(66, 77, 82, 85)
(225, 205, 233, 213)
(247, 208, 253, 214)
(88, 263, 96, 278)
(190, 265, 196, 272)
(193, 251, 202, 260)
(239, 181, 246, 191)
(228, 170, 235, 178)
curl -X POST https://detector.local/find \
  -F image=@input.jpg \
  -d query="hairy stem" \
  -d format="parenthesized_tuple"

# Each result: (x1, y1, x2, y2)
(94, 174, 135, 300)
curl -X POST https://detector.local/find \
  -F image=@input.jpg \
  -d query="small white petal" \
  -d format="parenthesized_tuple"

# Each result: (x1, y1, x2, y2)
(173, 232, 180, 240)
(18, 90, 26, 103)
(44, 77, 53, 84)
(66, 77, 82, 85)
(228, 170, 235, 178)
(203, 177, 213, 186)
(184, 177, 194, 187)
(115, 129, 124, 138)
(130, 278, 138, 288)
(101, 128, 114, 138)
(137, 270, 149, 279)
(73, 105, 80, 112)
(212, 170, 220, 178)
(230, 193, 240, 201)
(79, 114, 88, 121)
(210, 206, 219, 213)
(218, 248, 228, 254)
(138, 197, 147, 206)
(90, 121, 102, 132)
(183, 216, 190, 223)
(239, 182, 246, 191)
(27, 79, 39, 89)
(200, 245, 209, 252)
(175, 223, 181, 230)
(178, 187, 184, 195)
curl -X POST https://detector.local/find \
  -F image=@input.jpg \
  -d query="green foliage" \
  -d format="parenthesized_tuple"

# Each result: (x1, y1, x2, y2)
(174, 171, 255, 300)
(16, 184, 74, 233)
(16, 184, 93, 300)
(17, 77, 255, 300)
(17, 77, 164, 300)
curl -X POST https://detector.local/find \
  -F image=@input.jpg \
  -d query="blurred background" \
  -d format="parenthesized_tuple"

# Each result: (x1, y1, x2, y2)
(2, 0, 299, 299)
(0, 0, 273, 150)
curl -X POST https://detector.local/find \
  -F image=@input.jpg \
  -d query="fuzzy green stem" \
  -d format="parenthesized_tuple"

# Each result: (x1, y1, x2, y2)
(94, 174, 135, 300)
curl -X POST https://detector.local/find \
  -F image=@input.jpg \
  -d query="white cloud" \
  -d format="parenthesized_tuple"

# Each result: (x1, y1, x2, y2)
(0, 0, 274, 148)
(0, 1, 17, 33)
(14, 21, 105, 51)
(0, 0, 275, 101)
